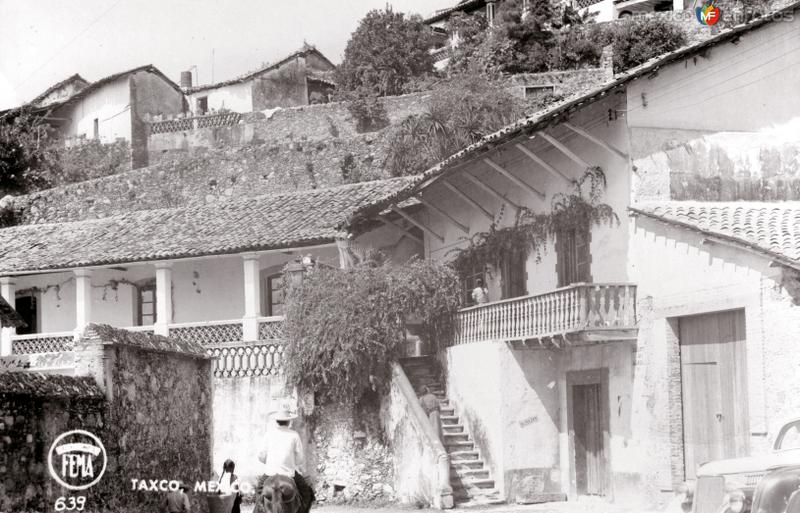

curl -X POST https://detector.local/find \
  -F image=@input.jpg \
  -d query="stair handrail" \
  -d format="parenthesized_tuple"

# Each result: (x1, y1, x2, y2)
(391, 362, 454, 509)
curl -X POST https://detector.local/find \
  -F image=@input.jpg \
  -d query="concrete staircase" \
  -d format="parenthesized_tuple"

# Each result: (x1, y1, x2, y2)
(400, 356, 505, 508)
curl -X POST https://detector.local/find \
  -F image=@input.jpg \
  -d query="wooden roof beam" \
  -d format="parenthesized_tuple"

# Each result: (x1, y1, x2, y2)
(483, 158, 546, 201)
(378, 216, 423, 245)
(463, 173, 522, 212)
(535, 131, 591, 170)
(415, 195, 470, 235)
(514, 143, 574, 185)
(390, 206, 445, 244)
(562, 122, 629, 162)
(441, 181, 495, 223)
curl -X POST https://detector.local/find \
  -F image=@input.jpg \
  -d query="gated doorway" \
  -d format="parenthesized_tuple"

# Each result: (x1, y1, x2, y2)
(567, 369, 610, 497)
(679, 309, 749, 479)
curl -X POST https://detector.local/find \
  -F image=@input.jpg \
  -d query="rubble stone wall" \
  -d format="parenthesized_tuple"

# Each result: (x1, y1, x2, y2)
(0, 392, 104, 512)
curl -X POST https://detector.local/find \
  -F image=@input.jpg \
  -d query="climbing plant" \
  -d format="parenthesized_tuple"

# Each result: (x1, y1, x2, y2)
(281, 256, 461, 406)
(449, 166, 618, 277)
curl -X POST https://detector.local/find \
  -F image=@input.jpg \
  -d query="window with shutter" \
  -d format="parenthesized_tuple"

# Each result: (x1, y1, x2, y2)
(556, 225, 592, 287)
(501, 249, 527, 299)
(461, 266, 487, 306)
(137, 281, 157, 326)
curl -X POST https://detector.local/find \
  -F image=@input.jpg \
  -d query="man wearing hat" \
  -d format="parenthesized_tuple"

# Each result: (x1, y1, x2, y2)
(165, 481, 191, 513)
(258, 402, 315, 511)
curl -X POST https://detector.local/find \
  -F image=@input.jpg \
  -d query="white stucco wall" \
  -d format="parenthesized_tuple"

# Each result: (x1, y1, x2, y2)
(188, 82, 253, 114)
(56, 77, 132, 143)
(422, 95, 631, 298)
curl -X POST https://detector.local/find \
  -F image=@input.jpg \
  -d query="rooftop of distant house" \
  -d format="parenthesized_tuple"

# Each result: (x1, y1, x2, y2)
(5, 65, 182, 115)
(424, 0, 488, 24)
(185, 44, 336, 94)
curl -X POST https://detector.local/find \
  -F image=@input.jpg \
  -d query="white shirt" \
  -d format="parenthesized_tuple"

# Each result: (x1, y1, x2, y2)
(262, 425, 304, 476)
(472, 286, 489, 304)
(218, 472, 238, 494)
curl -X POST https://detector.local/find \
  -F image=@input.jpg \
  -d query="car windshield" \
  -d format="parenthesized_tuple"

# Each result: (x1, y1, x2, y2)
(776, 420, 800, 450)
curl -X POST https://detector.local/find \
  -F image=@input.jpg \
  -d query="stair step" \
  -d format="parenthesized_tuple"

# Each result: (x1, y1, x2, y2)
(451, 459, 485, 470)
(452, 487, 503, 502)
(442, 432, 470, 443)
(446, 441, 475, 451)
(442, 424, 463, 434)
(453, 496, 506, 507)
(453, 468, 490, 480)
(452, 476, 495, 488)
(448, 450, 480, 461)
(441, 415, 458, 425)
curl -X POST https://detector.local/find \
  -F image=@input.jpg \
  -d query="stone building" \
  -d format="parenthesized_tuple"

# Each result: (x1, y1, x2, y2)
(358, 1, 800, 507)
(182, 44, 336, 115)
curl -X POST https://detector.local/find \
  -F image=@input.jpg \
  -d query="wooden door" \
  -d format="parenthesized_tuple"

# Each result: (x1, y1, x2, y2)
(569, 371, 609, 498)
(680, 309, 749, 479)
(501, 250, 527, 299)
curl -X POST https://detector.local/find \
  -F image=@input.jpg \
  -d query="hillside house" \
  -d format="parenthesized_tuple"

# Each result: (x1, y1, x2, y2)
(23, 65, 187, 169)
(365, 2, 800, 507)
(183, 45, 336, 115)
(424, 0, 683, 63)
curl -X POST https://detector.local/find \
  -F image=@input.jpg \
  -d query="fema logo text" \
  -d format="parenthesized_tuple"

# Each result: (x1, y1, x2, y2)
(48, 430, 108, 491)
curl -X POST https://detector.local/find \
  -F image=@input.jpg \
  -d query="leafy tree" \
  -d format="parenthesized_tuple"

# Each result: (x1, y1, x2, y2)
(0, 110, 58, 194)
(386, 73, 524, 176)
(282, 258, 461, 405)
(336, 8, 435, 97)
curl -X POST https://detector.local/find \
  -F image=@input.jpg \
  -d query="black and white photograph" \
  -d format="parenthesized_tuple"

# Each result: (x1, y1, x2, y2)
(1, 0, 799, 512)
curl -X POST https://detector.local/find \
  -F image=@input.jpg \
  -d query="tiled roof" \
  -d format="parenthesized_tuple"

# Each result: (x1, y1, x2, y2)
(630, 202, 800, 266)
(0, 177, 415, 274)
(0, 371, 104, 399)
(85, 324, 208, 358)
(186, 45, 335, 94)
(0, 296, 26, 329)
(424, 0, 487, 24)
(30, 73, 89, 106)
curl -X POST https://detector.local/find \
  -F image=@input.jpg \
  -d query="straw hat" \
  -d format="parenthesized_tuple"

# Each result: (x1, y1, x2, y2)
(271, 402, 298, 422)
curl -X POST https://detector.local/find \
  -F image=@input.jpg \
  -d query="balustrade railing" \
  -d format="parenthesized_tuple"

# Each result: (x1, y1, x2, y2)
(258, 316, 284, 340)
(455, 283, 637, 346)
(149, 112, 242, 134)
(168, 320, 244, 346)
(207, 341, 284, 378)
(11, 332, 75, 355)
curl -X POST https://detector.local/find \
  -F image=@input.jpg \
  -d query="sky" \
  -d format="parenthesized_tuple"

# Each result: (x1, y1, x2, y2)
(0, 0, 454, 110)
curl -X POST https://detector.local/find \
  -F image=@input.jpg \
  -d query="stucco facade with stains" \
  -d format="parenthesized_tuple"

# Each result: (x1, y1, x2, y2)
(399, 9, 800, 508)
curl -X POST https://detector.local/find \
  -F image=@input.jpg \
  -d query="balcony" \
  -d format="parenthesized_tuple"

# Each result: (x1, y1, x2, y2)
(455, 283, 638, 348)
(9, 316, 285, 378)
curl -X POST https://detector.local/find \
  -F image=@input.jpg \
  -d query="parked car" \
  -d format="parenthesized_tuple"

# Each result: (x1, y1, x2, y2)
(677, 418, 800, 513)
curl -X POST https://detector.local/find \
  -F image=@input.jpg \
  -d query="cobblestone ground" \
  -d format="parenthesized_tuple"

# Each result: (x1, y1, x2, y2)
(241, 500, 669, 513)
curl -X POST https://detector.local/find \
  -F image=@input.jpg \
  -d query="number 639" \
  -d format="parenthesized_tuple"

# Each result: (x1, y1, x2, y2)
(54, 496, 85, 511)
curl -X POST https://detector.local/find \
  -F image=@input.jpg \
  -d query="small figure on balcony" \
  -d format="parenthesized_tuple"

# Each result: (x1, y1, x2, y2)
(471, 278, 489, 305)
(419, 385, 442, 441)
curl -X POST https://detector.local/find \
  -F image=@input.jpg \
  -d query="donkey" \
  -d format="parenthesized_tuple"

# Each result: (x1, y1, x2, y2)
(254, 474, 306, 513)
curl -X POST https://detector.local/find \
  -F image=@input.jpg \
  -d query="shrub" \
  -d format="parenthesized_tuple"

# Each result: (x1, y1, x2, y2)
(344, 88, 390, 133)
(282, 258, 462, 405)
(609, 17, 688, 72)
(385, 73, 523, 176)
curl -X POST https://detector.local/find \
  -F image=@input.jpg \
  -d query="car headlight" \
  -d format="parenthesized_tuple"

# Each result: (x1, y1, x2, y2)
(719, 488, 747, 513)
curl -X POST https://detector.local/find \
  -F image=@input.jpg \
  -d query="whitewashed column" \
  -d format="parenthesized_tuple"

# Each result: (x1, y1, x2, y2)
(154, 263, 173, 336)
(242, 253, 262, 341)
(0, 277, 17, 356)
(74, 269, 93, 337)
